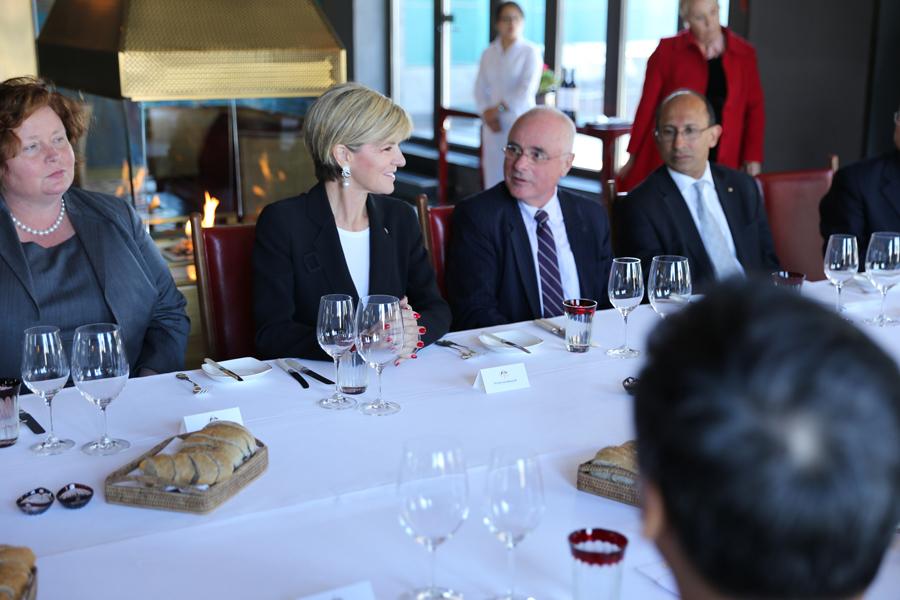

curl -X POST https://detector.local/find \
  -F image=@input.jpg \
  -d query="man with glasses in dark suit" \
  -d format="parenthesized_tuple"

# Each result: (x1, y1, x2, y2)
(615, 88, 779, 290)
(820, 104, 900, 259)
(446, 107, 613, 330)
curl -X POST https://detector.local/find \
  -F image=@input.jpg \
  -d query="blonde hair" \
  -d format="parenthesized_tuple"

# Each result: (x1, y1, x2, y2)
(679, 0, 719, 21)
(303, 82, 413, 182)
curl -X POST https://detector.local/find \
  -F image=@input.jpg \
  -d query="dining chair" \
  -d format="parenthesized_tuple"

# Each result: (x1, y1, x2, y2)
(190, 213, 258, 360)
(415, 194, 454, 297)
(755, 157, 836, 282)
(605, 178, 627, 256)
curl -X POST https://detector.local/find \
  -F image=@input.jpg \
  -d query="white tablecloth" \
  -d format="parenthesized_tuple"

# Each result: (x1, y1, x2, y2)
(2, 281, 899, 599)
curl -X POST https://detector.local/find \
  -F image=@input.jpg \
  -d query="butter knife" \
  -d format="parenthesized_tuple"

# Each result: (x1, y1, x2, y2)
(484, 332, 532, 354)
(203, 357, 244, 382)
(285, 359, 334, 385)
(534, 318, 565, 338)
(276, 359, 309, 389)
(19, 410, 45, 434)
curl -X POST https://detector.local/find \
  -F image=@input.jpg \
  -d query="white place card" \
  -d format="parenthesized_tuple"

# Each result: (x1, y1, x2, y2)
(180, 407, 244, 433)
(296, 581, 376, 600)
(473, 362, 530, 394)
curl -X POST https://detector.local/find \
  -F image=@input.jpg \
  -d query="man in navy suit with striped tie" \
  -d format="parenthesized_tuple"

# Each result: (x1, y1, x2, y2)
(446, 107, 614, 330)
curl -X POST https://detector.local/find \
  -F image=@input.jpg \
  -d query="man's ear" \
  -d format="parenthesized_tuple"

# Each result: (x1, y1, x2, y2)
(560, 152, 575, 178)
(707, 124, 723, 149)
(641, 478, 667, 541)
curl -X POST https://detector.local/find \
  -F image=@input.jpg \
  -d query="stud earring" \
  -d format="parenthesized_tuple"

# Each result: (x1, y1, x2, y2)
(341, 165, 351, 188)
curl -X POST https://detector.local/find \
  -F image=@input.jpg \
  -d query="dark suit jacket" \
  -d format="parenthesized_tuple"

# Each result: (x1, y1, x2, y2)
(446, 183, 613, 330)
(0, 187, 189, 377)
(819, 151, 900, 259)
(615, 164, 779, 290)
(253, 182, 451, 360)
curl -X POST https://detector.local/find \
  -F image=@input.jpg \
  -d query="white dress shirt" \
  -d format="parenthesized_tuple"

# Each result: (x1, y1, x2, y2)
(667, 163, 745, 275)
(337, 227, 370, 297)
(517, 192, 581, 313)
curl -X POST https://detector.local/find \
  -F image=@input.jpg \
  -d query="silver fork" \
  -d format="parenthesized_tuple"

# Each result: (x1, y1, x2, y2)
(176, 372, 208, 394)
(435, 339, 477, 359)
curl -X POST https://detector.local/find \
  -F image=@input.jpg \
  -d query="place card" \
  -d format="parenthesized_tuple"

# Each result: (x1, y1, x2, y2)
(473, 362, 530, 394)
(296, 580, 376, 600)
(181, 407, 244, 433)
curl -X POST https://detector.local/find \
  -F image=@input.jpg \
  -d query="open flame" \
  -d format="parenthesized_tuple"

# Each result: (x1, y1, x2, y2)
(114, 160, 147, 198)
(183, 190, 221, 240)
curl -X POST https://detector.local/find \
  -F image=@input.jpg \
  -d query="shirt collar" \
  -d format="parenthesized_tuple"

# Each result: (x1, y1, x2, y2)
(518, 190, 562, 223)
(667, 162, 714, 198)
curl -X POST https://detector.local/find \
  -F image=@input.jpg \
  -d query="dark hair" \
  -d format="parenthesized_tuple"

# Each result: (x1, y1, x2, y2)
(0, 76, 87, 173)
(635, 281, 900, 598)
(495, 1, 524, 22)
(654, 88, 717, 131)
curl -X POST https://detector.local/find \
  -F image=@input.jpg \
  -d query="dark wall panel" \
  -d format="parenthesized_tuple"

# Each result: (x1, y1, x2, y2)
(866, 0, 900, 156)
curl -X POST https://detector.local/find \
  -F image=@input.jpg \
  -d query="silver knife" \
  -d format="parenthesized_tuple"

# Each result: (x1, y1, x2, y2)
(484, 332, 532, 354)
(276, 359, 309, 389)
(534, 318, 565, 338)
(285, 359, 334, 385)
(204, 357, 244, 382)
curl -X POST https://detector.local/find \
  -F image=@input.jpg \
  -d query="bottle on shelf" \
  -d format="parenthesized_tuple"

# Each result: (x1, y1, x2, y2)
(557, 68, 579, 124)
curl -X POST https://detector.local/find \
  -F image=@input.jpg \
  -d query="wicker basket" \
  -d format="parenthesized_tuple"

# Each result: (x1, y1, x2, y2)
(22, 567, 36, 600)
(104, 433, 268, 514)
(576, 461, 640, 507)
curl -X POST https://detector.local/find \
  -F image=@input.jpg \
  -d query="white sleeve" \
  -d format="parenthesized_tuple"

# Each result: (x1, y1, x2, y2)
(504, 44, 542, 114)
(474, 47, 493, 114)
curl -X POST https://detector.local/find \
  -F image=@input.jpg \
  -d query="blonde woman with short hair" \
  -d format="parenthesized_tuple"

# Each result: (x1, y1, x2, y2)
(253, 83, 450, 362)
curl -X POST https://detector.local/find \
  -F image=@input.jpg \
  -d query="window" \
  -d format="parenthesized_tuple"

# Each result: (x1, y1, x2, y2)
(392, 0, 435, 139)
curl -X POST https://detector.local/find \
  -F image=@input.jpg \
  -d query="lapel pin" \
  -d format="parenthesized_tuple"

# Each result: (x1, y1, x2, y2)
(727, 186, 734, 192)
(384, 227, 390, 235)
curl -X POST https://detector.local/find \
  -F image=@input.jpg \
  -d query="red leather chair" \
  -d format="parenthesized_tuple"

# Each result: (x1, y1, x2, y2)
(415, 194, 454, 297)
(756, 165, 834, 282)
(190, 213, 257, 359)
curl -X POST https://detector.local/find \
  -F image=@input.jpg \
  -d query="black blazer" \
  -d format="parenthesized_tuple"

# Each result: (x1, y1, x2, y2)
(253, 183, 451, 360)
(446, 183, 613, 330)
(615, 164, 779, 290)
(819, 151, 900, 259)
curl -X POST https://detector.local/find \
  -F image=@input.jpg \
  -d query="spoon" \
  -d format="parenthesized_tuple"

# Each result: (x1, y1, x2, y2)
(176, 372, 205, 394)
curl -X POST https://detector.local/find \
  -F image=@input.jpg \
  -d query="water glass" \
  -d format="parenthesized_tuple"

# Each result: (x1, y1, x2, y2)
(570, 528, 628, 600)
(356, 295, 404, 416)
(0, 378, 21, 448)
(71, 323, 131, 455)
(824, 234, 858, 312)
(770, 270, 806, 291)
(338, 350, 369, 395)
(316, 294, 357, 410)
(864, 232, 900, 327)
(607, 257, 643, 358)
(563, 299, 598, 353)
(21, 325, 74, 454)
(648, 255, 692, 318)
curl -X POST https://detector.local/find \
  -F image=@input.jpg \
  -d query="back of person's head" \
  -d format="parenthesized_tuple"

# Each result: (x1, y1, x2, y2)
(0, 76, 86, 172)
(303, 82, 412, 183)
(635, 280, 900, 599)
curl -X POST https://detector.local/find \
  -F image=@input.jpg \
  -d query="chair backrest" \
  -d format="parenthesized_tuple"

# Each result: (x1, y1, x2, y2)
(190, 213, 257, 360)
(415, 194, 454, 297)
(756, 167, 834, 282)
(605, 178, 627, 255)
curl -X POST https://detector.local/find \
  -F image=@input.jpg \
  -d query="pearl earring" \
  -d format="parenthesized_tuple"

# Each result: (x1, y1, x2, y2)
(341, 165, 351, 188)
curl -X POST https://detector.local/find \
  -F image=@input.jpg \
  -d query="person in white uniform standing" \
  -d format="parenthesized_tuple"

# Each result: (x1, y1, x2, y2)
(474, 1, 542, 189)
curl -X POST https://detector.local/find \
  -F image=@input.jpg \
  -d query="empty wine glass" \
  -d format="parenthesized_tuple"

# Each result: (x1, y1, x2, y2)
(71, 323, 130, 455)
(397, 437, 469, 600)
(21, 326, 73, 455)
(824, 234, 859, 313)
(483, 446, 546, 600)
(607, 257, 643, 358)
(864, 232, 900, 327)
(648, 255, 692, 318)
(316, 294, 357, 410)
(356, 295, 404, 416)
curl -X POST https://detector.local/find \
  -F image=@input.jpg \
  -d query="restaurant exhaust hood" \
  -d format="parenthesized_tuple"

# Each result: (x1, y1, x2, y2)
(37, 0, 346, 101)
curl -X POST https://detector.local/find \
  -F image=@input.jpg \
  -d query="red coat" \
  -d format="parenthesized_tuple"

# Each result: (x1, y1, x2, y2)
(618, 28, 765, 192)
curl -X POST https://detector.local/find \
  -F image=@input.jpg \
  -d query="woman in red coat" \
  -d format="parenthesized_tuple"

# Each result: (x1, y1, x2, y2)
(617, 0, 764, 192)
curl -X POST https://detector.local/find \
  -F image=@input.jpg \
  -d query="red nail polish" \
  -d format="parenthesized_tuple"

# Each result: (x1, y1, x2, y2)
(383, 323, 391, 330)
(416, 341, 425, 348)
(413, 312, 421, 319)
(394, 359, 401, 366)
(385, 336, 393, 343)
(410, 354, 418, 359)
(418, 326, 426, 334)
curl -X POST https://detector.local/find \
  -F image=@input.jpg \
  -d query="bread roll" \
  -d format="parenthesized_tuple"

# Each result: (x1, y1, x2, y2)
(582, 440, 639, 486)
(0, 545, 35, 600)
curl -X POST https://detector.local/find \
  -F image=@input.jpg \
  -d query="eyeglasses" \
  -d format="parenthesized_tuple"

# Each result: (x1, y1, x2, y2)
(654, 125, 714, 142)
(503, 143, 570, 164)
(498, 15, 522, 24)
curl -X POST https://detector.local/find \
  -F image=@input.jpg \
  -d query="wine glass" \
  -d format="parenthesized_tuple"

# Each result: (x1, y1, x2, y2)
(316, 294, 357, 410)
(648, 255, 692, 318)
(21, 326, 74, 455)
(483, 446, 546, 600)
(397, 437, 469, 600)
(824, 234, 859, 313)
(864, 232, 900, 327)
(607, 257, 643, 358)
(71, 323, 131, 455)
(356, 295, 404, 416)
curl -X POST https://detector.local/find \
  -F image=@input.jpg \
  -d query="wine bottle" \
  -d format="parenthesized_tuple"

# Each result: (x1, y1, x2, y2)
(557, 68, 578, 123)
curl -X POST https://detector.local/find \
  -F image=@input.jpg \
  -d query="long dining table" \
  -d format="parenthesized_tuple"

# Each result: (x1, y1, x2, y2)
(2, 280, 899, 599)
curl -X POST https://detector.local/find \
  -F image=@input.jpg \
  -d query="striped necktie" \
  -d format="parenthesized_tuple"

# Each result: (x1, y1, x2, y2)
(534, 209, 565, 317)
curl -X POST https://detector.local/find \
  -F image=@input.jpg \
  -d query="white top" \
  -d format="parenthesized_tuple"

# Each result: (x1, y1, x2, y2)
(337, 227, 370, 297)
(517, 192, 581, 311)
(668, 163, 745, 274)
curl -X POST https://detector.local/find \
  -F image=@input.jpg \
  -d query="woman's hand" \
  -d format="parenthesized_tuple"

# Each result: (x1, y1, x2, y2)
(395, 296, 425, 366)
(742, 161, 761, 177)
(616, 154, 635, 180)
(482, 107, 502, 133)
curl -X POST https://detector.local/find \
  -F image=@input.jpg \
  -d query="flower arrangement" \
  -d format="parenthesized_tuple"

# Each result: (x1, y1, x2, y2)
(538, 64, 558, 95)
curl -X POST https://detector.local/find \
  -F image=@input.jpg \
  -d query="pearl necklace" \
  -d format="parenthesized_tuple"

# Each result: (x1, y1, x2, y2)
(10, 198, 66, 236)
